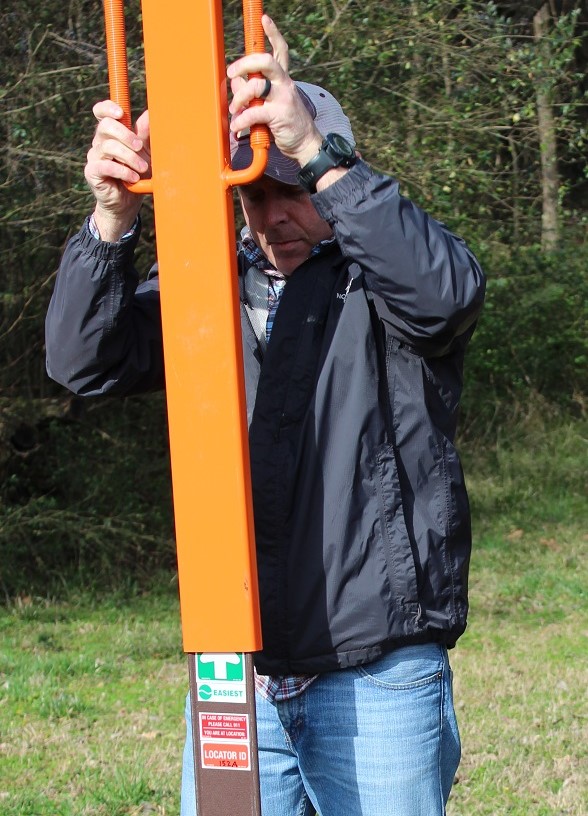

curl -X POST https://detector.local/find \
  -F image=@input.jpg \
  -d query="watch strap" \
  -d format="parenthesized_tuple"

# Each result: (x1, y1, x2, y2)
(297, 134, 356, 193)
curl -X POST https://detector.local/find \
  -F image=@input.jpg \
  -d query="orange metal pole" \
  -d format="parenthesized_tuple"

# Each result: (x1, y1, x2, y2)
(132, 0, 265, 653)
(102, 2, 268, 809)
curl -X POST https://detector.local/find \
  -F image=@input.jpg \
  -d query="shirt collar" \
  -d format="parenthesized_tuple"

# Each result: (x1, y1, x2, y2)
(239, 226, 335, 279)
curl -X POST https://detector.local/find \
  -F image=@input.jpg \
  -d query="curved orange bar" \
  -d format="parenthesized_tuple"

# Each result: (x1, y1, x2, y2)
(103, 0, 153, 195)
(223, 0, 270, 187)
(222, 145, 268, 186)
(123, 178, 153, 194)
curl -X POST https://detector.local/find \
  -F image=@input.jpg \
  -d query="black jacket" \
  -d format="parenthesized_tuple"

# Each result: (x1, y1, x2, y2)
(46, 160, 485, 674)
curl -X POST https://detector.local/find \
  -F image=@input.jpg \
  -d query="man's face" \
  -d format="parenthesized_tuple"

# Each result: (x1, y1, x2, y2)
(238, 176, 333, 276)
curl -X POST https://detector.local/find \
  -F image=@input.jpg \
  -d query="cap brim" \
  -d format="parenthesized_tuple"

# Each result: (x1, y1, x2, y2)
(231, 142, 301, 186)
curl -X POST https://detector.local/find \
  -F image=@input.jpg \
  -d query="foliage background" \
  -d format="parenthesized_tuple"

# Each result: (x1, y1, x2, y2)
(1, 0, 587, 595)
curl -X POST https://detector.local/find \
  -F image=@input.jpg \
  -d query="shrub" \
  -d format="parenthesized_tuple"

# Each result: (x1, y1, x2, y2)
(0, 394, 174, 598)
(461, 242, 588, 434)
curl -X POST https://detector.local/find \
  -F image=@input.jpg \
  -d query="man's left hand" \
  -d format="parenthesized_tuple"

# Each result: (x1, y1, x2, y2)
(227, 15, 323, 168)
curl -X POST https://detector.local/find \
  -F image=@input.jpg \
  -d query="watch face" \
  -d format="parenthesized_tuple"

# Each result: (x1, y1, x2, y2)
(327, 133, 355, 159)
(297, 133, 356, 192)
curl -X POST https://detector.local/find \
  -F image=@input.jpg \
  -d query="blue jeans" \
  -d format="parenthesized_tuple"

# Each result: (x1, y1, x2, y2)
(181, 643, 460, 816)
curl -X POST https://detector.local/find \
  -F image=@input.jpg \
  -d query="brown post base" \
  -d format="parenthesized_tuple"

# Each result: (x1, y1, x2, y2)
(188, 653, 261, 815)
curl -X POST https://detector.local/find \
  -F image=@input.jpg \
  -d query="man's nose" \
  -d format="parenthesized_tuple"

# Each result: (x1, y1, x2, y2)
(264, 197, 288, 227)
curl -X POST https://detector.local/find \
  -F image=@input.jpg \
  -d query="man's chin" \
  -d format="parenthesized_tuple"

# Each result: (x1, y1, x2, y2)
(268, 242, 309, 275)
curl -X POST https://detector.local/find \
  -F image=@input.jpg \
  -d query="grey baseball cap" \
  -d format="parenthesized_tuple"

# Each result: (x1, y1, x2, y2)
(230, 81, 355, 186)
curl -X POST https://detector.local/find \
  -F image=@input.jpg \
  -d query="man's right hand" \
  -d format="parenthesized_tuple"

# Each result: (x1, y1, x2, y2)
(85, 101, 151, 242)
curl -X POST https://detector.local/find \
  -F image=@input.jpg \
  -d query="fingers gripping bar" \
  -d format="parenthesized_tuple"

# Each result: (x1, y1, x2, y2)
(222, 0, 270, 185)
(102, 0, 270, 193)
(103, 0, 152, 194)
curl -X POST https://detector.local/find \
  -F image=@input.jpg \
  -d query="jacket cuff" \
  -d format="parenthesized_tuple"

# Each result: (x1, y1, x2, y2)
(77, 215, 142, 262)
(311, 160, 377, 223)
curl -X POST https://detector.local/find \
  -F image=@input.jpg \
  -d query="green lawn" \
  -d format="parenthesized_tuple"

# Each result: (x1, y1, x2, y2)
(449, 523, 587, 815)
(0, 584, 186, 815)
(1, 419, 586, 815)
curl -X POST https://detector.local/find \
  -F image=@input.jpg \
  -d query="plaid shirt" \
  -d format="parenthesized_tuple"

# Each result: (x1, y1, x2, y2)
(239, 226, 335, 273)
(254, 671, 319, 703)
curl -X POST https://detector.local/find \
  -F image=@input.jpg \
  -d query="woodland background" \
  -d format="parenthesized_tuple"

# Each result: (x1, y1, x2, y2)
(1, 0, 587, 596)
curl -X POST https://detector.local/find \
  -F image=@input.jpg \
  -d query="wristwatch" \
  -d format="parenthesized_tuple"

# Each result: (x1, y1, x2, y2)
(297, 133, 356, 193)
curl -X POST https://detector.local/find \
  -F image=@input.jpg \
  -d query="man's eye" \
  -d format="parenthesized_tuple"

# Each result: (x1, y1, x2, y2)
(288, 186, 307, 198)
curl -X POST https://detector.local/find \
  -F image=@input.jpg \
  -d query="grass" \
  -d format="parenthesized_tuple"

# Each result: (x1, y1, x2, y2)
(0, 582, 186, 815)
(449, 527, 587, 816)
(1, 415, 587, 814)
(449, 414, 588, 816)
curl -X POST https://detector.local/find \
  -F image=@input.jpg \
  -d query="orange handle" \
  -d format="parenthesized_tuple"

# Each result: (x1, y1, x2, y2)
(103, 0, 269, 192)
(242, 0, 271, 151)
(223, 0, 270, 186)
(103, 0, 153, 194)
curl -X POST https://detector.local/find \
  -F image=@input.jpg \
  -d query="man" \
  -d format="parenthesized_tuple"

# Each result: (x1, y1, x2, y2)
(46, 16, 485, 816)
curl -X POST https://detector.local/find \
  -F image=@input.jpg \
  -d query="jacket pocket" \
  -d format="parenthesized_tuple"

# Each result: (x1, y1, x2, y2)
(374, 443, 420, 610)
(432, 434, 471, 629)
(434, 435, 470, 540)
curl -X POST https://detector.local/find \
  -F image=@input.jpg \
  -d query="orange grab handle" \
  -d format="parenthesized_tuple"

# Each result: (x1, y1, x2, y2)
(103, 0, 152, 194)
(102, 0, 270, 192)
(223, 0, 270, 186)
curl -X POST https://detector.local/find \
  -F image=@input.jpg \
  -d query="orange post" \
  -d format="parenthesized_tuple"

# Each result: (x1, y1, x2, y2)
(141, 0, 264, 652)
(102, 2, 268, 808)
(130, 0, 267, 653)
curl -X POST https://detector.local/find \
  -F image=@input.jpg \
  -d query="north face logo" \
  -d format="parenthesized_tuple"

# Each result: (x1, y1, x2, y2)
(336, 275, 354, 303)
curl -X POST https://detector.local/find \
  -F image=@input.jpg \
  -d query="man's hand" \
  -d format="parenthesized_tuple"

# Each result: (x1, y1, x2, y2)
(227, 16, 324, 169)
(85, 102, 151, 242)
